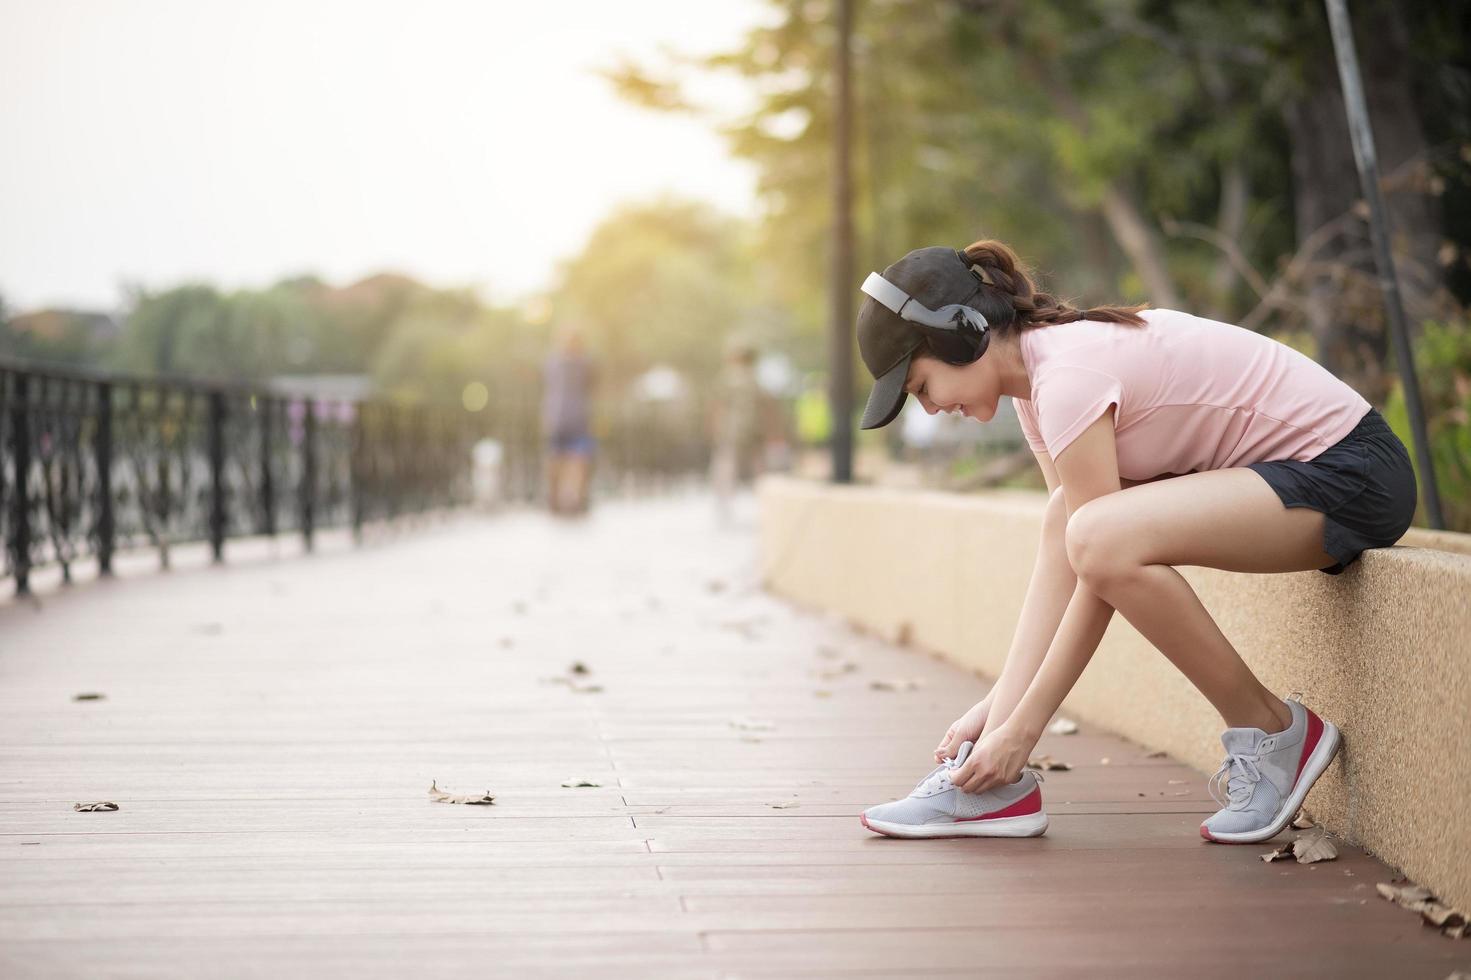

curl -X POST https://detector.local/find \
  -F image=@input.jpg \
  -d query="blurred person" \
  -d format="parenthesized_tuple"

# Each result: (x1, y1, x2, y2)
(708, 339, 771, 521)
(541, 327, 596, 515)
(849, 240, 1415, 845)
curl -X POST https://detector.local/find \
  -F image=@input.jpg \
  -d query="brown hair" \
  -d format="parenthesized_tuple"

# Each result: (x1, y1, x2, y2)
(959, 238, 1147, 333)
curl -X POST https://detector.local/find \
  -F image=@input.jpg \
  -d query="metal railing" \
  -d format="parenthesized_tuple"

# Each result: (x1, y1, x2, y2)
(1, 357, 477, 596)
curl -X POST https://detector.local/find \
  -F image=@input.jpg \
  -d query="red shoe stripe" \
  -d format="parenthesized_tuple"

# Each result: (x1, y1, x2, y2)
(1295, 708, 1324, 784)
(954, 787, 1042, 822)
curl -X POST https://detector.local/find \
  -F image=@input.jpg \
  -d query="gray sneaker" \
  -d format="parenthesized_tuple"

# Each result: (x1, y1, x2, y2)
(1200, 697, 1341, 844)
(860, 741, 1048, 839)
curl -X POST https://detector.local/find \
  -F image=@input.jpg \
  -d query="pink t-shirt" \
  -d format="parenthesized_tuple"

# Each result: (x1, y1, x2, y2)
(1012, 308, 1371, 482)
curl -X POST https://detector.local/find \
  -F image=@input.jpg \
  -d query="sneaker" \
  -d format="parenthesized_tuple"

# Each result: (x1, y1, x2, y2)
(1199, 697, 1341, 844)
(860, 740, 1048, 839)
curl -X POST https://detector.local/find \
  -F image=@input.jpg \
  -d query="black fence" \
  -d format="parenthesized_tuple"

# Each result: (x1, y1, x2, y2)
(0, 358, 478, 596)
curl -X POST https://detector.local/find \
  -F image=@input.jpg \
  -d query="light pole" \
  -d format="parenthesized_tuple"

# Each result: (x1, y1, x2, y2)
(1323, 0, 1445, 529)
(828, 0, 855, 484)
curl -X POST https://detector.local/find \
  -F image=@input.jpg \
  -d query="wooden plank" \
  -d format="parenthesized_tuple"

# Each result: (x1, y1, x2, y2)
(0, 500, 1454, 978)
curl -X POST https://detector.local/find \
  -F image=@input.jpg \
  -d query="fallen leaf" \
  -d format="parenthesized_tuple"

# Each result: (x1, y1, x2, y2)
(1419, 901, 1466, 929)
(1292, 827, 1338, 864)
(71, 693, 106, 701)
(1261, 844, 1295, 863)
(1377, 881, 1434, 907)
(869, 678, 923, 692)
(730, 716, 776, 731)
(72, 802, 118, 812)
(769, 802, 800, 809)
(1047, 718, 1079, 735)
(1291, 810, 1316, 830)
(428, 780, 495, 805)
(569, 661, 591, 675)
(1443, 922, 1469, 940)
(560, 779, 601, 788)
(1026, 755, 1071, 771)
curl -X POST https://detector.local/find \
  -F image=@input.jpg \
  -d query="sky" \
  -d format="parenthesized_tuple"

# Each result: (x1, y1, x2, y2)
(0, 0, 769, 313)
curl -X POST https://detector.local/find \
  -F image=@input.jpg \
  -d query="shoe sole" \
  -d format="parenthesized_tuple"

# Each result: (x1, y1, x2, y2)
(1200, 721, 1341, 844)
(860, 811, 1049, 839)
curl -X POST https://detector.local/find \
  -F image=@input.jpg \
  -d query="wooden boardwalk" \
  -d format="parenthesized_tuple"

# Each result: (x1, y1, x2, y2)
(0, 497, 1463, 978)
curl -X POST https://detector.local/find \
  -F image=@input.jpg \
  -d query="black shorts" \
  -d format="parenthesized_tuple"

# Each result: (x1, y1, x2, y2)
(1246, 407, 1417, 575)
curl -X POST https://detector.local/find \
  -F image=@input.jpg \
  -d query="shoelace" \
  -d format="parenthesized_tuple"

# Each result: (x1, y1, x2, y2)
(913, 756, 1045, 796)
(1208, 751, 1263, 810)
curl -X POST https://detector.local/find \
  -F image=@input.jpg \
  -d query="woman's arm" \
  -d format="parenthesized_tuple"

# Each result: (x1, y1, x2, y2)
(948, 408, 1123, 794)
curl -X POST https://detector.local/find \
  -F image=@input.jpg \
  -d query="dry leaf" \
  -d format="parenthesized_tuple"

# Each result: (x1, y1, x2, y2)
(1261, 844, 1295, 863)
(730, 716, 775, 731)
(569, 661, 591, 675)
(560, 779, 600, 788)
(1443, 921, 1469, 940)
(1027, 755, 1071, 771)
(72, 802, 118, 812)
(427, 780, 495, 805)
(869, 678, 922, 692)
(818, 662, 859, 679)
(769, 802, 800, 809)
(1420, 901, 1466, 929)
(1047, 718, 1079, 735)
(1378, 881, 1434, 907)
(1292, 827, 1338, 864)
(72, 693, 106, 702)
(1291, 810, 1316, 830)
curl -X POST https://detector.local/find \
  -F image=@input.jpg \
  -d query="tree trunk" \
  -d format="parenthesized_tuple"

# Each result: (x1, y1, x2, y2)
(1100, 185, 1184, 309)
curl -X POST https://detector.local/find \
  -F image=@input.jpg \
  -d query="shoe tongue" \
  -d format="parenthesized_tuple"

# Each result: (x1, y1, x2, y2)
(1220, 727, 1266, 754)
(951, 740, 975, 766)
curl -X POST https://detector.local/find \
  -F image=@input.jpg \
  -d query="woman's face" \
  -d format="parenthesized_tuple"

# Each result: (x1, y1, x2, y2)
(903, 352, 1000, 421)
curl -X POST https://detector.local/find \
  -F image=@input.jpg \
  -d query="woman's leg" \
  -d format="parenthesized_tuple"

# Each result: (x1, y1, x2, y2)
(980, 487, 1079, 737)
(1064, 467, 1338, 734)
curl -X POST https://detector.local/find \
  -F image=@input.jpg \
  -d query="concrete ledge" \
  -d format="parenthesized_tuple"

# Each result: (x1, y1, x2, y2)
(758, 476, 1471, 909)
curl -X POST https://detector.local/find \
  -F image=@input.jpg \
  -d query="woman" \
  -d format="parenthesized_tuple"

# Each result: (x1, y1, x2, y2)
(853, 241, 1417, 843)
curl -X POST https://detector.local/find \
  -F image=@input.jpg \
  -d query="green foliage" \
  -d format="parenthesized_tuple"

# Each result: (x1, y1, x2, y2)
(1382, 318, 1471, 531)
(554, 198, 772, 382)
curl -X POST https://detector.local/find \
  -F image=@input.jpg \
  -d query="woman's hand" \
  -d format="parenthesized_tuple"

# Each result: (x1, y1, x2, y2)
(948, 722, 1036, 795)
(934, 696, 992, 763)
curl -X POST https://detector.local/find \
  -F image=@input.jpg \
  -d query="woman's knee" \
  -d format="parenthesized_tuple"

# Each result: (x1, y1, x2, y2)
(1065, 501, 1134, 589)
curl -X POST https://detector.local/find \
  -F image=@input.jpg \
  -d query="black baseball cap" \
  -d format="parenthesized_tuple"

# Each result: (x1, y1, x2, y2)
(856, 246, 988, 429)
